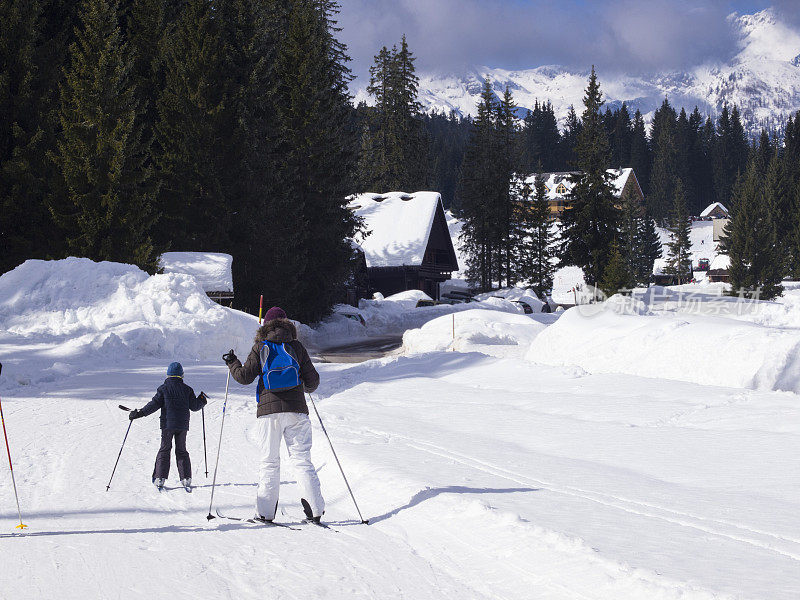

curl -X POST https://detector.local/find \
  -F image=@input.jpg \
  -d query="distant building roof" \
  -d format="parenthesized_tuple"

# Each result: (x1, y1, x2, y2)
(521, 168, 637, 200)
(700, 202, 729, 218)
(349, 192, 444, 268)
(652, 258, 668, 276)
(709, 254, 730, 271)
(159, 252, 233, 293)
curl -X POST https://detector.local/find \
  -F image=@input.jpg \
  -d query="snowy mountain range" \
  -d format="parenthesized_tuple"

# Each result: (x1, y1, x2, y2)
(356, 9, 800, 135)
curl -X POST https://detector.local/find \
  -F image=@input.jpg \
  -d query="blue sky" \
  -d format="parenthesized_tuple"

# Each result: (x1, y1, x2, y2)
(337, 1, 797, 81)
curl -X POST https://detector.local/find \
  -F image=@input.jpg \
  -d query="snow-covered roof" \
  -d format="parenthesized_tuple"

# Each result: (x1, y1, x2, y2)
(700, 202, 729, 217)
(350, 192, 443, 268)
(652, 258, 668, 276)
(159, 252, 233, 293)
(709, 254, 730, 271)
(521, 168, 635, 200)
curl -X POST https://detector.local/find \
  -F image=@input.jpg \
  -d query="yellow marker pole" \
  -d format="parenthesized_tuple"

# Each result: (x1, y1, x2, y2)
(258, 294, 264, 325)
(0, 363, 26, 530)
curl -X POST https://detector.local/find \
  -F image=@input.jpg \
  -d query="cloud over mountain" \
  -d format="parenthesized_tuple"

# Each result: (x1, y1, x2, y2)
(338, 0, 748, 80)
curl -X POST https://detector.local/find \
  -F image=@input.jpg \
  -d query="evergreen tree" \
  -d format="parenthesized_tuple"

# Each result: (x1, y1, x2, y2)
(394, 34, 428, 188)
(784, 113, 800, 277)
(457, 78, 500, 290)
(560, 67, 618, 286)
(663, 178, 692, 284)
(270, 0, 359, 322)
(512, 172, 555, 293)
(599, 240, 631, 298)
(674, 108, 694, 212)
(53, 0, 157, 269)
(422, 110, 472, 210)
(495, 86, 518, 287)
(609, 102, 632, 168)
(561, 105, 581, 168)
(619, 189, 640, 279)
(126, 0, 177, 167)
(221, 0, 286, 314)
(649, 98, 678, 222)
(635, 214, 662, 284)
(360, 45, 398, 190)
(687, 108, 713, 216)
(0, 0, 82, 272)
(713, 104, 750, 209)
(0, 0, 52, 272)
(629, 109, 651, 197)
(519, 100, 562, 172)
(154, 0, 236, 251)
(724, 151, 784, 299)
(359, 35, 427, 192)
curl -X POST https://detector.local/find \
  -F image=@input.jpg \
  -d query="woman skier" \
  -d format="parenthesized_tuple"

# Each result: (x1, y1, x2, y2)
(222, 306, 324, 523)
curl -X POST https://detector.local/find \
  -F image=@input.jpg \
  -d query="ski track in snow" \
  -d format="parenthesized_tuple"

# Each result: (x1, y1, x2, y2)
(1, 353, 800, 598)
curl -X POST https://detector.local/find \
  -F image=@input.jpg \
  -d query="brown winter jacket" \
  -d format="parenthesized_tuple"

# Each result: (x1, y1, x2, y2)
(227, 319, 319, 417)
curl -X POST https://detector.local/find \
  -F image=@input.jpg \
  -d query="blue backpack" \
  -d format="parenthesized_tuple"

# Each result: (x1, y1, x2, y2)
(259, 341, 301, 393)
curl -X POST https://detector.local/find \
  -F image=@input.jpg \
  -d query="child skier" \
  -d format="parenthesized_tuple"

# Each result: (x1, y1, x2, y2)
(222, 306, 323, 523)
(129, 362, 208, 491)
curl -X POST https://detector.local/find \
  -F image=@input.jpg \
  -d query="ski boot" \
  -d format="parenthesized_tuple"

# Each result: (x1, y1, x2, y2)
(301, 498, 321, 524)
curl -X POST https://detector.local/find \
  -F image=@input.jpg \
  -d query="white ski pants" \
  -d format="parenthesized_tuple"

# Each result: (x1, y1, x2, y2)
(256, 412, 325, 520)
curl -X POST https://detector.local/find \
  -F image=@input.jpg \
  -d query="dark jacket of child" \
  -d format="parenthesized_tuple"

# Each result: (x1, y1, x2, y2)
(138, 377, 207, 431)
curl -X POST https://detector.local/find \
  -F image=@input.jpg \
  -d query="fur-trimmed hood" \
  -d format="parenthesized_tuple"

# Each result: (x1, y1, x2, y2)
(255, 318, 297, 344)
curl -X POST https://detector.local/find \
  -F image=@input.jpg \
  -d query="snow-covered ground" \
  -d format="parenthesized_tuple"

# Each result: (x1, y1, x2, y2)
(3, 258, 800, 599)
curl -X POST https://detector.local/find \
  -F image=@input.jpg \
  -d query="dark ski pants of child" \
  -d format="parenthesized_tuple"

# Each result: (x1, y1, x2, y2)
(256, 412, 324, 520)
(153, 429, 191, 481)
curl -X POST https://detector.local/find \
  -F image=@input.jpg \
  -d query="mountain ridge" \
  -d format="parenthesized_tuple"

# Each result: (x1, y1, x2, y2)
(354, 8, 800, 136)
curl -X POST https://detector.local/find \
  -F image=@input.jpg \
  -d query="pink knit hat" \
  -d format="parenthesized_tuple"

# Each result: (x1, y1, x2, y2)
(264, 306, 287, 322)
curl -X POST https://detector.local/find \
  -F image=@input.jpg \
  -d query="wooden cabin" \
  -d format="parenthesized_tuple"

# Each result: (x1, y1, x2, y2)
(350, 192, 459, 300)
(521, 168, 644, 219)
(707, 254, 731, 283)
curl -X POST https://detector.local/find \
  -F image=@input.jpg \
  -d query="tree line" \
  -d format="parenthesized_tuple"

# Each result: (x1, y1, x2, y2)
(357, 36, 800, 301)
(0, 0, 358, 323)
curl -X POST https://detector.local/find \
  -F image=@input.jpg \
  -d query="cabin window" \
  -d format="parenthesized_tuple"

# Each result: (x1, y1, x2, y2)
(424, 249, 450, 266)
(556, 183, 567, 194)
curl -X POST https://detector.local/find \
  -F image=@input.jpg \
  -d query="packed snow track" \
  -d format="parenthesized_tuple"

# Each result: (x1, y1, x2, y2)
(1, 352, 799, 599)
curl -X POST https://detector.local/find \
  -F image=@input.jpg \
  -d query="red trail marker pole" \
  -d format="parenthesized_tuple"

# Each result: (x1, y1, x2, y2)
(0, 363, 26, 530)
(258, 294, 264, 324)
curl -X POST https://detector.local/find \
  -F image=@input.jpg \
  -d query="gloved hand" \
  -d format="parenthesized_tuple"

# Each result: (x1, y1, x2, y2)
(199, 391, 208, 406)
(222, 349, 237, 365)
(128, 409, 141, 421)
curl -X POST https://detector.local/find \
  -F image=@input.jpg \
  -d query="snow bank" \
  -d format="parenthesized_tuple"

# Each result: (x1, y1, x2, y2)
(0, 258, 257, 388)
(159, 252, 233, 293)
(403, 309, 547, 358)
(474, 286, 546, 312)
(382, 289, 433, 309)
(525, 304, 800, 392)
(307, 294, 525, 350)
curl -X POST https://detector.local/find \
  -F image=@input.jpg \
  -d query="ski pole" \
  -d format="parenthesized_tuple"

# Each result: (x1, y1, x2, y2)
(307, 393, 368, 524)
(106, 405, 134, 491)
(202, 407, 208, 478)
(0, 363, 26, 530)
(207, 370, 231, 520)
